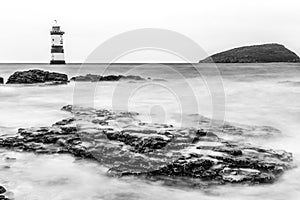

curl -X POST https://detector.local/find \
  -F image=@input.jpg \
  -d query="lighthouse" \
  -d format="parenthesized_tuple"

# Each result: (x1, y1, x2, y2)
(50, 21, 66, 64)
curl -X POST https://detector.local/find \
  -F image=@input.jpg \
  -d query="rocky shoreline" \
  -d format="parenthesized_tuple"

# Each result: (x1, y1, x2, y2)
(0, 105, 294, 188)
(0, 69, 149, 85)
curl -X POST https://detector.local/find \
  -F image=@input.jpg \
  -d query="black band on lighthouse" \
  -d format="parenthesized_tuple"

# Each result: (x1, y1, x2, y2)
(50, 22, 66, 65)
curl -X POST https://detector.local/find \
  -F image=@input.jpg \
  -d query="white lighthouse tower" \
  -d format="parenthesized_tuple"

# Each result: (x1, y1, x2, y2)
(50, 21, 66, 64)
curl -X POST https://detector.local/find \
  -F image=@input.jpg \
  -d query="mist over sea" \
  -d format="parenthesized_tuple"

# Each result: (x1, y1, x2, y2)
(0, 63, 300, 200)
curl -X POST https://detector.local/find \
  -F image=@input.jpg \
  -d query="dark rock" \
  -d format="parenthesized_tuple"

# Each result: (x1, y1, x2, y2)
(0, 186, 9, 200)
(70, 74, 145, 82)
(196, 129, 208, 137)
(119, 75, 145, 81)
(6, 69, 68, 84)
(200, 43, 300, 63)
(4, 157, 16, 161)
(70, 74, 101, 82)
(0, 186, 5, 194)
(0, 105, 294, 188)
(0, 77, 3, 84)
(0, 194, 9, 200)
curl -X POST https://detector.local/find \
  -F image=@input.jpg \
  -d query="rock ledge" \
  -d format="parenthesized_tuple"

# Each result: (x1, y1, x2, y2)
(6, 69, 68, 84)
(0, 105, 294, 188)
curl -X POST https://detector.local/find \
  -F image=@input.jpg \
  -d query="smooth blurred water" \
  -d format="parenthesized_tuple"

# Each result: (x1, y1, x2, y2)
(0, 63, 300, 200)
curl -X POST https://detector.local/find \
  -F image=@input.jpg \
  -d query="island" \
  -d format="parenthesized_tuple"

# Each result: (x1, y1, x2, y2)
(200, 43, 300, 63)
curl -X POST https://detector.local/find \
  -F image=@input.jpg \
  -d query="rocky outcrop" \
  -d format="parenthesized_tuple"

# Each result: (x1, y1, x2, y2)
(0, 186, 6, 194)
(0, 105, 294, 188)
(6, 69, 68, 84)
(200, 43, 300, 63)
(0, 186, 9, 200)
(0, 77, 3, 84)
(70, 74, 145, 82)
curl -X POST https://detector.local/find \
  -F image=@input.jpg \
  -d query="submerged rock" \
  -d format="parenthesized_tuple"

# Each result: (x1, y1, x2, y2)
(70, 74, 145, 82)
(278, 80, 300, 87)
(6, 69, 68, 84)
(188, 114, 282, 138)
(0, 105, 294, 188)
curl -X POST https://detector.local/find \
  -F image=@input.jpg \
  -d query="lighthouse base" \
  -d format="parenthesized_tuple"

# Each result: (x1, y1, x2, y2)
(50, 60, 66, 65)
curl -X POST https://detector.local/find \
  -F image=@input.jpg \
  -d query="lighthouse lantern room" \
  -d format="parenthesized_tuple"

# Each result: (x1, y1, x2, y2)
(50, 21, 66, 64)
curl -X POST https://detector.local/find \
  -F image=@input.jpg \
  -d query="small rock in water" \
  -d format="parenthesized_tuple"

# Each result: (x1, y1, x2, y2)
(0, 186, 9, 199)
(4, 157, 16, 161)
(0, 186, 6, 194)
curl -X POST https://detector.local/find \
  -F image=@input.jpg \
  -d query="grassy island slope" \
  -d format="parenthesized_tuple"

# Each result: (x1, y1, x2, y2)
(200, 43, 300, 63)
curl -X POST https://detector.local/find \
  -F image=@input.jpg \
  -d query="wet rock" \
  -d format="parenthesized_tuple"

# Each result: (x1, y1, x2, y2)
(4, 157, 16, 161)
(104, 130, 171, 153)
(119, 75, 145, 81)
(189, 114, 282, 138)
(6, 69, 68, 84)
(0, 186, 10, 200)
(0, 186, 6, 194)
(70, 74, 145, 82)
(70, 74, 100, 82)
(0, 105, 294, 188)
(0, 195, 9, 200)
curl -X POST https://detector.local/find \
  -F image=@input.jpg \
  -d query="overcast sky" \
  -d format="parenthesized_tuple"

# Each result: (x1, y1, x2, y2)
(0, 0, 299, 63)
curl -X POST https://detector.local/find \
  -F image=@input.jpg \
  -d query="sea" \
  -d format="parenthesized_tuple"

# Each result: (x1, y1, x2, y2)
(0, 63, 299, 200)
